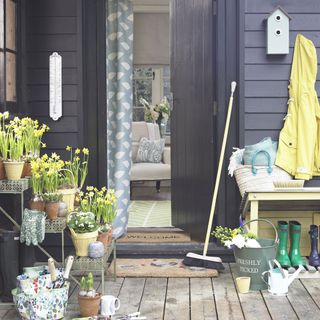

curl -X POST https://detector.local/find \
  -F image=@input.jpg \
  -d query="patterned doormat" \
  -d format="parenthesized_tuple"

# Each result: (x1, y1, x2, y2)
(128, 201, 172, 227)
(109, 258, 218, 278)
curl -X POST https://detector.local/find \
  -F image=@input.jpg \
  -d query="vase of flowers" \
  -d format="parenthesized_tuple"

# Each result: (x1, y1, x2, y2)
(79, 186, 117, 246)
(59, 146, 89, 211)
(140, 96, 171, 138)
(3, 117, 25, 180)
(29, 158, 45, 211)
(67, 211, 99, 256)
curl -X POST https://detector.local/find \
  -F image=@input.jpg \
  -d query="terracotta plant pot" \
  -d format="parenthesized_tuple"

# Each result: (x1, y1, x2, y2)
(97, 228, 113, 246)
(3, 161, 24, 180)
(21, 162, 32, 178)
(0, 160, 6, 180)
(29, 199, 45, 211)
(78, 293, 101, 317)
(45, 202, 59, 220)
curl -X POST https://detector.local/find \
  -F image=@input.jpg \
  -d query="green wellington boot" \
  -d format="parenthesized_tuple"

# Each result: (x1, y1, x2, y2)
(276, 221, 291, 268)
(289, 220, 306, 267)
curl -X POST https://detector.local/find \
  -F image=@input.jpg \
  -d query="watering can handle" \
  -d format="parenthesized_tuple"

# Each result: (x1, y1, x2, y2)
(242, 218, 279, 244)
(271, 259, 286, 278)
(261, 271, 270, 286)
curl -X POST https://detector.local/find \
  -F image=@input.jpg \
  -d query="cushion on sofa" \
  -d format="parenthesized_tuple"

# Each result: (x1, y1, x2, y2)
(136, 137, 165, 163)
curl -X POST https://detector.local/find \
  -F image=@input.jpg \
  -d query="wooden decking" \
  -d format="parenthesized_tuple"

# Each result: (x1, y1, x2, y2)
(2, 263, 320, 319)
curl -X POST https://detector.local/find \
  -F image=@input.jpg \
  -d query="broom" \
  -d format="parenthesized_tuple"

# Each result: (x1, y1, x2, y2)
(183, 81, 237, 271)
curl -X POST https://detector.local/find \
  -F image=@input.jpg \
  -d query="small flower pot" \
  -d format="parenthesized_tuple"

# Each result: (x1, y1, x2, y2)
(45, 202, 59, 220)
(97, 228, 113, 246)
(29, 199, 45, 211)
(78, 293, 101, 317)
(70, 228, 98, 257)
(58, 188, 76, 211)
(21, 162, 32, 178)
(3, 161, 24, 180)
(0, 160, 6, 180)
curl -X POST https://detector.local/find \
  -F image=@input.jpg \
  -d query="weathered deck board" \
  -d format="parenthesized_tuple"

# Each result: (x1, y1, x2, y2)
(117, 278, 146, 315)
(213, 264, 244, 320)
(139, 278, 167, 319)
(287, 280, 320, 318)
(164, 278, 190, 320)
(190, 278, 217, 320)
(230, 264, 271, 320)
(105, 277, 125, 296)
(300, 278, 320, 309)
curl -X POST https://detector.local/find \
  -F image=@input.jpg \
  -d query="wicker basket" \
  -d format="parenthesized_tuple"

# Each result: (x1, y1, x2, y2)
(234, 165, 292, 197)
(70, 228, 98, 257)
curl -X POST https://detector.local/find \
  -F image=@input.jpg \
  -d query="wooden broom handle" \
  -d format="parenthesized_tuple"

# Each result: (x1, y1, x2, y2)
(203, 81, 237, 256)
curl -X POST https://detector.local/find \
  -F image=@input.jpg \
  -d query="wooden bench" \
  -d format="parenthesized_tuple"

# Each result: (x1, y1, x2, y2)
(240, 188, 320, 235)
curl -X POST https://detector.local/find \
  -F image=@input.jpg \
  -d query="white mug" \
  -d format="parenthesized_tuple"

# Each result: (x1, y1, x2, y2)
(101, 295, 121, 316)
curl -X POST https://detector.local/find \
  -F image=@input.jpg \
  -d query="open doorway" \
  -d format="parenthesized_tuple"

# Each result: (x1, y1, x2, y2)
(128, 0, 172, 228)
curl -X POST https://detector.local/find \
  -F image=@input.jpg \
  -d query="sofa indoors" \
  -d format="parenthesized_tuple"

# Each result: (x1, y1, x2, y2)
(131, 121, 170, 195)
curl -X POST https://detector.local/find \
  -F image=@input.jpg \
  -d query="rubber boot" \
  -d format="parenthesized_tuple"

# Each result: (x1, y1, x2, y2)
(0, 230, 19, 302)
(276, 221, 291, 268)
(308, 225, 320, 267)
(289, 221, 306, 267)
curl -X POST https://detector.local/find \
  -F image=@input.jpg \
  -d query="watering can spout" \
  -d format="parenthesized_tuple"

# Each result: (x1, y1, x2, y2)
(288, 265, 303, 286)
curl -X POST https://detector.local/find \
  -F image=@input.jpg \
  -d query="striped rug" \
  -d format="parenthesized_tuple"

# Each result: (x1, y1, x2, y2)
(128, 201, 172, 227)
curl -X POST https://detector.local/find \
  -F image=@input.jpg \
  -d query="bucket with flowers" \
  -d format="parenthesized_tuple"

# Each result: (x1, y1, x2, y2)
(78, 186, 117, 246)
(58, 146, 89, 211)
(67, 211, 98, 257)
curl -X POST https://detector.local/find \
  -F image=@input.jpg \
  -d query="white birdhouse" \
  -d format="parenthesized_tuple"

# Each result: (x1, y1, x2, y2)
(266, 6, 292, 55)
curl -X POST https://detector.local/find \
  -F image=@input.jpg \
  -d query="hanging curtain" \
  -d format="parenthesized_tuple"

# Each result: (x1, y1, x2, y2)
(106, 0, 133, 238)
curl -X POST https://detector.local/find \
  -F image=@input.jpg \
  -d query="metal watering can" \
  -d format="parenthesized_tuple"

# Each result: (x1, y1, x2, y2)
(261, 259, 303, 296)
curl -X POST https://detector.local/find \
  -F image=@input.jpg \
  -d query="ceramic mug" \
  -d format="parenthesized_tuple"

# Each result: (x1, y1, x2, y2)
(101, 295, 121, 316)
(235, 276, 251, 294)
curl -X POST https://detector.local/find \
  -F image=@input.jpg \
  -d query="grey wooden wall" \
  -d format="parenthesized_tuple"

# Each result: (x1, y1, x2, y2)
(242, 0, 320, 145)
(24, 0, 83, 159)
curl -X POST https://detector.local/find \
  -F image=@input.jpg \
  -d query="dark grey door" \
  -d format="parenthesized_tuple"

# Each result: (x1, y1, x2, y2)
(171, 0, 216, 240)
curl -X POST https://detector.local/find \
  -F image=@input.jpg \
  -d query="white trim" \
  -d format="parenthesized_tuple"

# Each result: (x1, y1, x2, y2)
(133, 5, 169, 13)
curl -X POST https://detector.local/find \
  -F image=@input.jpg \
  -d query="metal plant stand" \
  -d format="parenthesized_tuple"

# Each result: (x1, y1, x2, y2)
(71, 240, 117, 294)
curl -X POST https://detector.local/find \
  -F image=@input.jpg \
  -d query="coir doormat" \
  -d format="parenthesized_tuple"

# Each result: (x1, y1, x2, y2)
(109, 258, 218, 278)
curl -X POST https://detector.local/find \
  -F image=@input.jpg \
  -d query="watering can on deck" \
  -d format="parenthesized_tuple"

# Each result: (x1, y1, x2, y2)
(261, 259, 303, 295)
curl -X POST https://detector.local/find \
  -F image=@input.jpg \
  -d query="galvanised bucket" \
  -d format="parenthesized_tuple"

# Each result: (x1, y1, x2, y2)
(233, 219, 278, 291)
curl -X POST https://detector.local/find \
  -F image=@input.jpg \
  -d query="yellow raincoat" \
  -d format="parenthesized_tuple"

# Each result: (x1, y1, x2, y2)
(275, 34, 320, 180)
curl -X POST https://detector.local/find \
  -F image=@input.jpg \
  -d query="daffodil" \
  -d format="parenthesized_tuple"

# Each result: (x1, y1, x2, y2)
(66, 146, 71, 151)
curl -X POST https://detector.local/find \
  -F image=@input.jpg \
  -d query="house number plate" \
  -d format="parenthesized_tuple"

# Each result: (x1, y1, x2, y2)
(49, 52, 62, 121)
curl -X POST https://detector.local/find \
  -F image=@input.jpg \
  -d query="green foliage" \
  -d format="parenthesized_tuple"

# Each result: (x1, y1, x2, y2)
(67, 211, 98, 234)
(42, 192, 63, 203)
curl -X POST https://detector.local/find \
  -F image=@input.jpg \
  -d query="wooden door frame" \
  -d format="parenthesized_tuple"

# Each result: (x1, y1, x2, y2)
(85, 0, 243, 256)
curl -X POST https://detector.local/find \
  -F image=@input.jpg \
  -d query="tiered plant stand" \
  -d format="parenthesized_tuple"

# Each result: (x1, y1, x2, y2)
(71, 240, 117, 294)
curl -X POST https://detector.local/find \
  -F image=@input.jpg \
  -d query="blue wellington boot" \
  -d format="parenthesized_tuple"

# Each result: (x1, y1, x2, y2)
(309, 225, 320, 267)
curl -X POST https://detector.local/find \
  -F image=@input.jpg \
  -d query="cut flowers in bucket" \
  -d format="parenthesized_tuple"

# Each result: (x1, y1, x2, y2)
(212, 226, 261, 249)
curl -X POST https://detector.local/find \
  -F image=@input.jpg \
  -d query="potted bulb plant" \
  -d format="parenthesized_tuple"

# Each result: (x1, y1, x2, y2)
(3, 117, 25, 180)
(78, 272, 101, 317)
(29, 158, 45, 211)
(42, 153, 65, 220)
(79, 186, 117, 246)
(21, 117, 49, 178)
(59, 146, 89, 211)
(67, 211, 98, 256)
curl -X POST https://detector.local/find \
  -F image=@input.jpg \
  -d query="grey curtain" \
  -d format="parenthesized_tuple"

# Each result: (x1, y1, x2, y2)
(107, 0, 133, 239)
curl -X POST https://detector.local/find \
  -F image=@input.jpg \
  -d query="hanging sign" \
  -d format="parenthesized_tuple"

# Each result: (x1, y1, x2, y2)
(49, 52, 62, 121)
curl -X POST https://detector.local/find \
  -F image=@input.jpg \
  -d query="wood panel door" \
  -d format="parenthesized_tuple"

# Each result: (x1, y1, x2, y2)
(171, 0, 216, 240)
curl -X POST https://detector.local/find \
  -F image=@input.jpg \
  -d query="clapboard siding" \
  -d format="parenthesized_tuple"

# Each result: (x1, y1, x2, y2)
(22, 0, 84, 188)
(243, 0, 320, 144)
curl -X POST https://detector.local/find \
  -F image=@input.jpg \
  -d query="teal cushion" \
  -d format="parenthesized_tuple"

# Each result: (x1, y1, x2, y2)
(243, 137, 277, 166)
(136, 137, 165, 163)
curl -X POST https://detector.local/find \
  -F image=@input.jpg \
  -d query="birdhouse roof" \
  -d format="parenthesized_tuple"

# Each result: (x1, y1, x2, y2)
(266, 6, 292, 20)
